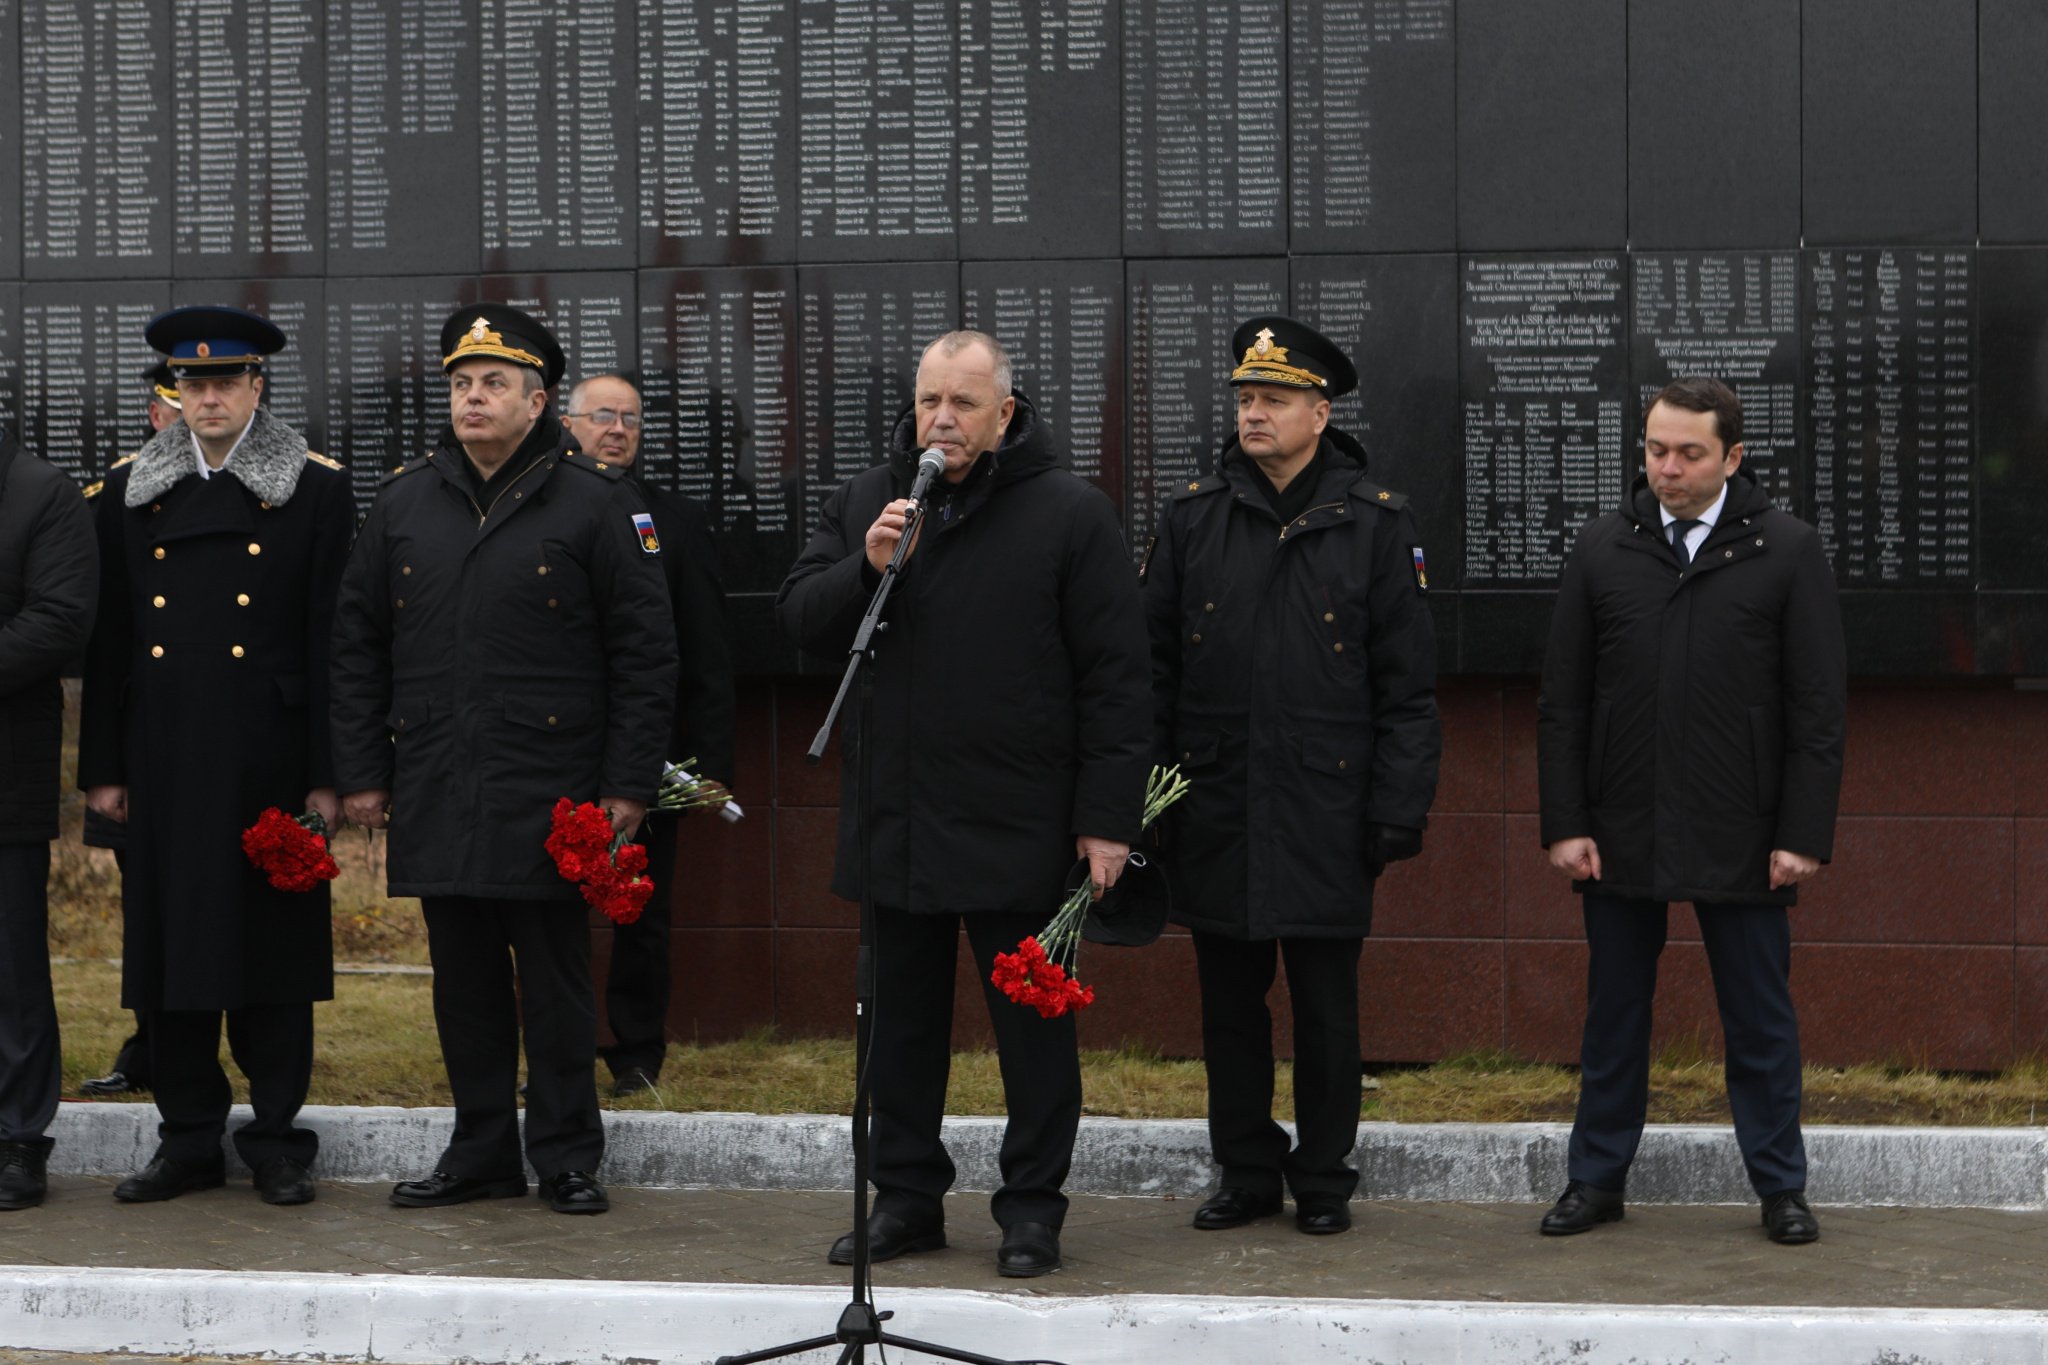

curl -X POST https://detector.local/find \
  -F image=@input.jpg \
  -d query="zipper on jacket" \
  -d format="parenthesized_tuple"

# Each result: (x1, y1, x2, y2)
(1277, 500, 1348, 543)
(463, 453, 551, 527)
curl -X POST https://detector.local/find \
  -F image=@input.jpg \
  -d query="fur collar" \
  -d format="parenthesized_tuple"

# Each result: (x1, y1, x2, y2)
(125, 407, 309, 508)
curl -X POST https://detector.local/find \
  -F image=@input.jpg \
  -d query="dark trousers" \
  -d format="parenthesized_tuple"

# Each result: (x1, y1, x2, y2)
(1192, 930, 1365, 1202)
(149, 1003, 316, 1168)
(602, 815, 677, 1082)
(0, 842, 59, 1147)
(421, 896, 603, 1179)
(1568, 892, 1806, 1197)
(869, 905, 1081, 1230)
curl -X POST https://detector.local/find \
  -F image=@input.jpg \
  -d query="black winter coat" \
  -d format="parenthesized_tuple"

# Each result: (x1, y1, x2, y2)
(638, 478, 736, 786)
(1536, 469, 1847, 906)
(78, 412, 353, 1010)
(1144, 430, 1440, 939)
(775, 397, 1151, 916)
(0, 431, 97, 843)
(330, 413, 677, 899)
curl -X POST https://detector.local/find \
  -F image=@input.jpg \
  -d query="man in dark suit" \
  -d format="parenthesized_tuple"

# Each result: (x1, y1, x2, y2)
(331, 306, 676, 1216)
(0, 425, 99, 1210)
(80, 306, 355, 1207)
(1537, 376, 1846, 1245)
(563, 373, 737, 1098)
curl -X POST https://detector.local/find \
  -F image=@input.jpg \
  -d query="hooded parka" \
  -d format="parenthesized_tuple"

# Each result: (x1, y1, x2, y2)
(1144, 428, 1440, 940)
(1536, 468, 1846, 906)
(775, 396, 1151, 915)
(328, 414, 677, 899)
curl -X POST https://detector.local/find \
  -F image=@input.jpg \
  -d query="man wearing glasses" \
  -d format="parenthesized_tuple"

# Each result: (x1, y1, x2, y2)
(562, 375, 736, 1099)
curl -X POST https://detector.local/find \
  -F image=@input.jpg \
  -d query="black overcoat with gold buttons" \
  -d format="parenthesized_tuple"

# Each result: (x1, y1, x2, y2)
(328, 413, 677, 899)
(1143, 430, 1441, 940)
(78, 422, 354, 1011)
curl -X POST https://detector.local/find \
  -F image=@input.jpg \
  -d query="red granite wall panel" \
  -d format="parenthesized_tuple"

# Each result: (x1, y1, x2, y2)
(775, 928, 859, 1037)
(2017, 948, 2048, 1055)
(1502, 682, 1541, 813)
(1437, 681, 1505, 812)
(2019, 820, 2048, 946)
(1837, 689, 2014, 817)
(671, 800, 774, 928)
(1358, 937, 1505, 1061)
(667, 928, 777, 1043)
(1797, 817, 2012, 944)
(1503, 813, 1577, 939)
(1075, 933, 1203, 1055)
(2017, 692, 2048, 818)
(775, 805, 852, 928)
(1794, 945, 2013, 1070)
(1373, 813, 1505, 938)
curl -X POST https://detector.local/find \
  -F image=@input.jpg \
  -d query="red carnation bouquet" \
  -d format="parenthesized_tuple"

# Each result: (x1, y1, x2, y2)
(241, 807, 342, 893)
(547, 798, 655, 925)
(992, 765, 1191, 1019)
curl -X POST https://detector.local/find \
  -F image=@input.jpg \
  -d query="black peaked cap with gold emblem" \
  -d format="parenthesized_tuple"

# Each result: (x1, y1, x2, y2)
(1229, 315, 1357, 399)
(440, 303, 565, 389)
(145, 305, 287, 381)
(143, 361, 181, 410)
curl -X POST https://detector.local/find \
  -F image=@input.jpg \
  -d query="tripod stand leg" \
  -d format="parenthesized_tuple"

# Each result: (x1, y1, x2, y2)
(878, 1331, 1060, 1365)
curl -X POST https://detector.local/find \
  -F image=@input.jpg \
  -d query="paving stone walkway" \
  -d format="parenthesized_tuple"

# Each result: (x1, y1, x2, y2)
(2, 1177, 2044, 1312)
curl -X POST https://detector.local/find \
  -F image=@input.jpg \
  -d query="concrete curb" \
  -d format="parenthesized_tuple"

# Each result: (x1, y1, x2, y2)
(48, 1103, 2048, 1208)
(3, 1265, 2046, 1365)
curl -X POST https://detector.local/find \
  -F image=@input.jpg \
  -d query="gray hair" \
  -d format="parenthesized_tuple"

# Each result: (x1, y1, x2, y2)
(566, 372, 639, 410)
(921, 330, 1012, 398)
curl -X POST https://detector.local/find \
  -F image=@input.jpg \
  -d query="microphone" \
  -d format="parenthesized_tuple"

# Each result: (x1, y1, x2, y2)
(906, 447, 946, 505)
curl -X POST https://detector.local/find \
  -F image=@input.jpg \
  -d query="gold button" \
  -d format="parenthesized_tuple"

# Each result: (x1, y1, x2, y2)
(402, 565, 412, 575)
(548, 597, 558, 607)
(1191, 633, 1202, 644)
(236, 593, 250, 606)
(1338, 760, 1348, 771)
(1296, 518, 1307, 527)
(153, 546, 165, 560)
(537, 565, 549, 576)
(150, 502, 161, 513)
(514, 491, 523, 499)
(230, 645, 244, 658)
(396, 718, 405, 730)
(260, 500, 272, 510)
(247, 542, 262, 556)
(150, 645, 163, 658)
(1182, 750, 1192, 760)
(547, 715, 558, 726)
(1723, 549, 1733, 558)
(1204, 602, 1215, 612)
(1323, 611, 1335, 623)
(1333, 642, 1344, 653)
(396, 598, 405, 608)
(152, 595, 165, 608)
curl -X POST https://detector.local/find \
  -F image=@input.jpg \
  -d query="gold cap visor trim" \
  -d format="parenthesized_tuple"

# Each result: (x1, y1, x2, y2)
(443, 342, 546, 373)
(152, 385, 182, 407)
(1230, 360, 1328, 389)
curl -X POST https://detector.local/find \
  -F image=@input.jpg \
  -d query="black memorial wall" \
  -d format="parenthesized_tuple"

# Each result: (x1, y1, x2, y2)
(7, 0, 2048, 675)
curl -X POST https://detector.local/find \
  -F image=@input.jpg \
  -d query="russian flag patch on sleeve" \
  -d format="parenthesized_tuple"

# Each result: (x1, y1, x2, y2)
(1411, 545, 1428, 592)
(633, 512, 661, 555)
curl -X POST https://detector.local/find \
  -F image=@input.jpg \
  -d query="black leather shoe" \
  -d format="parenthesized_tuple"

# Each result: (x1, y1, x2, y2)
(114, 1155, 226, 1203)
(80, 1071, 147, 1097)
(610, 1069, 657, 1098)
(827, 1209, 946, 1265)
(0, 1142, 49, 1211)
(254, 1157, 316, 1206)
(540, 1170, 610, 1214)
(1294, 1192, 1353, 1235)
(1762, 1190, 1820, 1244)
(1192, 1186, 1283, 1230)
(1539, 1180, 1625, 1235)
(388, 1169, 528, 1208)
(996, 1221, 1062, 1278)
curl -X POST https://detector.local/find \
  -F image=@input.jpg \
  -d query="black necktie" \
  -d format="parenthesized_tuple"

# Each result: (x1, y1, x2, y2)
(1668, 518, 1702, 565)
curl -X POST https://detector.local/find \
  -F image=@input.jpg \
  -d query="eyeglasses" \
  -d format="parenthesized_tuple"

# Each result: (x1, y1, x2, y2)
(565, 408, 642, 431)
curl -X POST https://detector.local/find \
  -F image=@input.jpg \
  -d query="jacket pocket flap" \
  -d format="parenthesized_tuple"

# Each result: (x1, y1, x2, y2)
(504, 697, 587, 732)
(386, 698, 434, 733)
(1299, 730, 1369, 775)
(1173, 732, 1221, 768)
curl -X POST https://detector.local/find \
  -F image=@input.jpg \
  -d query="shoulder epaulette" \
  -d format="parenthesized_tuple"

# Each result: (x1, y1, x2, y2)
(1348, 475, 1409, 511)
(561, 449, 623, 480)
(1170, 474, 1227, 501)
(381, 452, 435, 486)
(110, 452, 138, 469)
(306, 451, 343, 471)
(81, 479, 104, 500)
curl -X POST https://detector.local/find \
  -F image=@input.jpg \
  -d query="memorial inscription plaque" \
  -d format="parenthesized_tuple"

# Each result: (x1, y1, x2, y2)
(1122, 0, 1286, 257)
(326, 0, 481, 277)
(22, 0, 172, 279)
(1979, 2, 2048, 244)
(0, 284, 21, 434)
(481, 272, 636, 387)
(1630, 251, 1801, 512)
(795, 0, 957, 263)
(958, 1, 1119, 260)
(1124, 258, 1287, 539)
(172, 0, 324, 276)
(324, 275, 481, 505)
(480, 0, 635, 271)
(638, 266, 802, 593)
(0, 0, 18, 279)
(962, 259, 1123, 505)
(638, 0, 796, 268)
(1460, 255, 1628, 586)
(1288, 0, 1454, 255)
(20, 281, 172, 483)
(1805, 248, 1975, 587)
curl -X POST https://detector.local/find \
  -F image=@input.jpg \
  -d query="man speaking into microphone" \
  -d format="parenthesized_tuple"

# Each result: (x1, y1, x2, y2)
(777, 330, 1149, 1278)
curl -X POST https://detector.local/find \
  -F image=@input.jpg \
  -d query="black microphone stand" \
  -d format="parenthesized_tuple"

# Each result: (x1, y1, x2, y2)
(717, 482, 1048, 1365)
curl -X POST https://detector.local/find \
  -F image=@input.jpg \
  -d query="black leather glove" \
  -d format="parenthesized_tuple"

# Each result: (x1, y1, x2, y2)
(1367, 823, 1424, 878)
